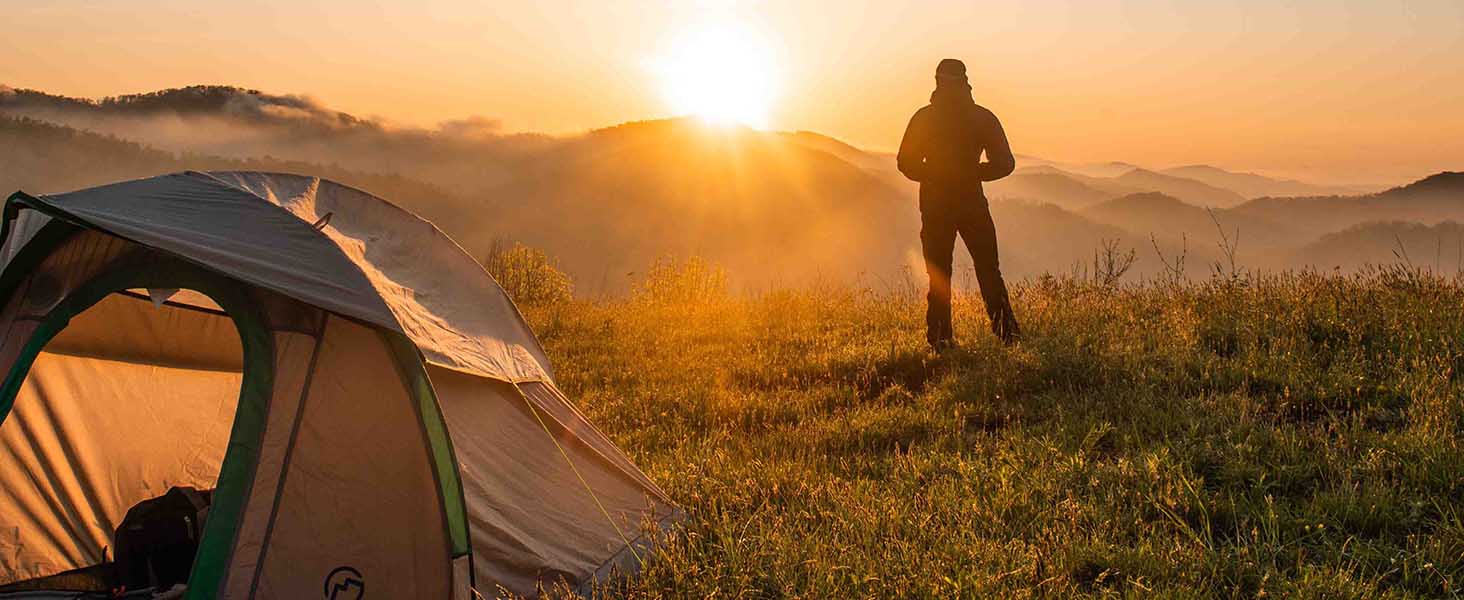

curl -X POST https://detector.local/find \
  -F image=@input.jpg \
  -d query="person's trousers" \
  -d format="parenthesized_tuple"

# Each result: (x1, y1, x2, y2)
(920, 192, 1019, 346)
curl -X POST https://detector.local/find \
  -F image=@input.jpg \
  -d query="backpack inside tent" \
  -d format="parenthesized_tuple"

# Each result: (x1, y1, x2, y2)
(0, 171, 678, 599)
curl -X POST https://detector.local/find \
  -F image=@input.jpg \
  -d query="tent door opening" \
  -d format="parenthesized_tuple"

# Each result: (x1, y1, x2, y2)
(0, 272, 270, 597)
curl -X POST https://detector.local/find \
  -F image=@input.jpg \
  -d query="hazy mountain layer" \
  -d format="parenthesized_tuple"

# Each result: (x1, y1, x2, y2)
(1293, 221, 1464, 273)
(0, 85, 551, 197)
(1113, 168, 1248, 208)
(469, 118, 918, 292)
(1162, 164, 1372, 199)
(3, 85, 1462, 288)
(986, 168, 1135, 210)
(1231, 173, 1464, 239)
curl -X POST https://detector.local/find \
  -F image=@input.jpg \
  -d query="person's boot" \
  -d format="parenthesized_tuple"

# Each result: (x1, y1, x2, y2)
(927, 304, 955, 353)
(995, 314, 1021, 346)
(930, 335, 956, 354)
(927, 320, 955, 353)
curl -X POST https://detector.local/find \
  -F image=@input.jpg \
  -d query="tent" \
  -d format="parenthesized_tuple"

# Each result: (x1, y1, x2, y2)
(0, 172, 678, 598)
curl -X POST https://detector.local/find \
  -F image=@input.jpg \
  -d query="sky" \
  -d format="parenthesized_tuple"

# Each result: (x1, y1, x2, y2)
(3, 0, 1462, 184)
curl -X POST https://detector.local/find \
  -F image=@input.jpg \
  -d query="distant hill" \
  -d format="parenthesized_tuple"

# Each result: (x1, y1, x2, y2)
(0, 85, 550, 196)
(1084, 192, 1209, 231)
(0, 84, 370, 128)
(1009, 157, 1149, 179)
(1019, 159, 1360, 200)
(1291, 220, 1464, 273)
(1082, 192, 1291, 263)
(1011, 166, 1138, 194)
(986, 168, 1130, 209)
(988, 200, 1131, 276)
(1043, 160, 1146, 179)
(0, 115, 480, 237)
(993, 164, 1257, 210)
(987, 198, 1228, 281)
(785, 130, 897, 175)
(1161, 164, 1372, 199)
(1114, 168, 1248, 208)
(471, 118, 917, 290)
(1231, 172, 1464, 238)
(1071, 161, 1146, 179)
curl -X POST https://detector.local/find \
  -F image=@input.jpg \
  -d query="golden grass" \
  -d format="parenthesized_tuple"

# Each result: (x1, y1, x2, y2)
(516, 265, 1464, 597)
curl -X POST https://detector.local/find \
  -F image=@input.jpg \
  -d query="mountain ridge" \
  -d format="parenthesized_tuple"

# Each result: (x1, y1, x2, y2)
(4, 84, 1463, 284)
(1114, 168, 1248, 208)
(1160, 164, 1377, 198)
(2, 84, 1372, 198)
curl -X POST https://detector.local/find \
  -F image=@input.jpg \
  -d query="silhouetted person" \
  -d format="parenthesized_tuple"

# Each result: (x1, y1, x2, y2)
(898, 58, 1020, 349)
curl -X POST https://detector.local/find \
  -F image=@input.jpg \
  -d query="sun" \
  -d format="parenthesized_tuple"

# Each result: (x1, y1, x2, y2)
(653, 21, 780, 128)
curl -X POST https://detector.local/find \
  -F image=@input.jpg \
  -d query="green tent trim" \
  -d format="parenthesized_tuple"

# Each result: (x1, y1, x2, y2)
(385, 333, 472, 560)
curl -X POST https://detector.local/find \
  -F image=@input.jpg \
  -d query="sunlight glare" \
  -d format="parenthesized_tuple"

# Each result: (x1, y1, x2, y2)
(654, 21, 780, 128)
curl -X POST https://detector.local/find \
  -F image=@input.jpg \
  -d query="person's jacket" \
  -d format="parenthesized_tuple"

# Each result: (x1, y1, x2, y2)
(897, 100, 1015, 196)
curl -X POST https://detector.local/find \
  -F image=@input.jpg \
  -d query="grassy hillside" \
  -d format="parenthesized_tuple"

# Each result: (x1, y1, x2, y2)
(512, 266, 1464, 597)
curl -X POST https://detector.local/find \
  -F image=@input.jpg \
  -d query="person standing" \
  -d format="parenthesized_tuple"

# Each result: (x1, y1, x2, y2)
(897, 58, 1020, 349)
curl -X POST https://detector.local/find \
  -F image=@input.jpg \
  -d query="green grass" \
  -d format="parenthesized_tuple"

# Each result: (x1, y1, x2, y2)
(519, 268, 1464, 598)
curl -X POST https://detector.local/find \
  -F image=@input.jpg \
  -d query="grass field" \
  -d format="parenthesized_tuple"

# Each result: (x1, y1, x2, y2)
(511, 258, 1464, 598)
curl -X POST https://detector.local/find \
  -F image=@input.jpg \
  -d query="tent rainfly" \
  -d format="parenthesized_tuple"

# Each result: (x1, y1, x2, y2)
(0, 172, 678, 599)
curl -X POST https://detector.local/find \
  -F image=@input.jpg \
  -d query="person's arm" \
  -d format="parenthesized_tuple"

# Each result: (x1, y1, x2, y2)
(976, 113, 1015, 182)
(897, 110, 929, 183)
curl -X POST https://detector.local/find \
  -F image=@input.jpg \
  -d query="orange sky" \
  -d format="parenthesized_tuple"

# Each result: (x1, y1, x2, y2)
(3, 0, 1462, 184)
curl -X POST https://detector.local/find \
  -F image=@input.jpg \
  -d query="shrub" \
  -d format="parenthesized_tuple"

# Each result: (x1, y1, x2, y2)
(481, 240, 573, 306)
(633, 256, 728, 304)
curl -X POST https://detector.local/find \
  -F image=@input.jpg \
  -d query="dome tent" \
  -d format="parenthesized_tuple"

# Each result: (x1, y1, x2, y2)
(0, 172, 677, 598)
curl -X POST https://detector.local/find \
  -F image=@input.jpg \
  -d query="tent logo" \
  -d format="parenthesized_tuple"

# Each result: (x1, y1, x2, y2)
(324, 566, 364, 600)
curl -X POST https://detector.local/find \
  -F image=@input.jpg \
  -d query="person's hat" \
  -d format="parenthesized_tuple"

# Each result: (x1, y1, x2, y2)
(935, 58, 967, 81)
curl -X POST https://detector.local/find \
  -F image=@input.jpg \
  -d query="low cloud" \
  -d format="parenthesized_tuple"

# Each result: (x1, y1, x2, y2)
(213, 89, 367, 129)
(437, 116, 504, 139)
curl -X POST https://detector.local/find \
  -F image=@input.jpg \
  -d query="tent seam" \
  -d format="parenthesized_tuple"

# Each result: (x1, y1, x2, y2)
(31, 173, 406, 339)
(188, 172, 409, 336)
(245, 313, 328, 598)
(199, 171, 555, 383)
